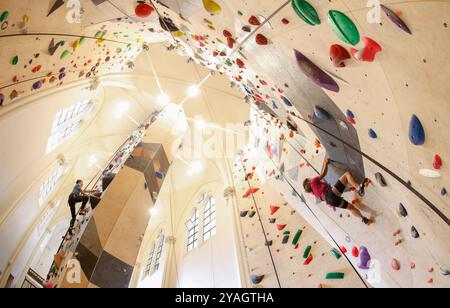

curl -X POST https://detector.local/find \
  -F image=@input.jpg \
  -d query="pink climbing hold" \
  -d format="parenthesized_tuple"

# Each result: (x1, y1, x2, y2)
(270, 205, 280, 215)
(391, 259, 401, 271)
(330, 44, 351, 67)
(350, 37, 382, 62)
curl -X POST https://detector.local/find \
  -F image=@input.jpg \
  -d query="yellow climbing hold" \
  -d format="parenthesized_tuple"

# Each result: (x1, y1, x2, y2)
(22, 15, 30, 23)
(72, 39, 81, 51)
(172, 31, 185, 37)
(202, 0, 222, 15)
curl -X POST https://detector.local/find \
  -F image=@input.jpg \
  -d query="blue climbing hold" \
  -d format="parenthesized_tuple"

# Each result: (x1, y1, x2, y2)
(32, 81, 42, 90)
(409, 115, 425, 145)
(442, 188, 447, 197)
(251, 275, 265, 284)
(346, 109, 355, 119)
(156, 171, 165, 179)
(0, 93, 4, 106)
(314, 106, 331, 120)
(281, 95, 293, 107)
(272, 101, 278, 109)
(368, 129, 378, 139)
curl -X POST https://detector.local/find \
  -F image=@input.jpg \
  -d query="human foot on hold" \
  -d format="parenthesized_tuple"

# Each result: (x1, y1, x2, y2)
(358, 178, 370, 197)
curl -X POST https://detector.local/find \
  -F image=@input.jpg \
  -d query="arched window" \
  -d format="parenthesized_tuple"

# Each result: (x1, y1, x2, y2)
(186, 209, 200, 252)
(143, 243, 155, 278)
(154, 232, 165, 271)
(203, 196, 217, 241)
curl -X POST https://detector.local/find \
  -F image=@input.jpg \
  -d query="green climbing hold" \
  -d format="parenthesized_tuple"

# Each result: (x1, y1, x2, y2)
(12, 56, 19, 65)
(292, 0, 320, 26)
(303, 245, 312, 259)
(237, 11, 243, 16)
(326, 272, 345, 279)
(283, 231, 291, 236)
(328, 10, 360, 46)
(94, 31, 103, 39)
(60, 50, 70, 60)
(292, 229, 303, 245)
(116, 47, 123, 53)
(79, 37, 87, 45)
(0, 11, 9, 22)
(331, 248, 342, 259)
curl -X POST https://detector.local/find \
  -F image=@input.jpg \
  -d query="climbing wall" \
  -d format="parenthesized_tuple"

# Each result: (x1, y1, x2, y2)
(1, 0, 449, 287)
(0, 0, 168, 110)
(233, 154, 366, 288)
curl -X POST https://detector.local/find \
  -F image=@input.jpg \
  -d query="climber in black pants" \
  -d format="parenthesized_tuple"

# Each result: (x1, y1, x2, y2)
(68, 180, 97, 231)
(303, 157, 373, 225)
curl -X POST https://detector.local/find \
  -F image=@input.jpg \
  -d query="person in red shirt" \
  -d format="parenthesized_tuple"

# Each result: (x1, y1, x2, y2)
(303, 157, 372, 225)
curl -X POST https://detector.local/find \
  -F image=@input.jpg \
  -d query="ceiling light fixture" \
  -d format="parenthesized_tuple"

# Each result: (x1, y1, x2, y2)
(157, 93, 170, 105)
(187, 85, 200, 97)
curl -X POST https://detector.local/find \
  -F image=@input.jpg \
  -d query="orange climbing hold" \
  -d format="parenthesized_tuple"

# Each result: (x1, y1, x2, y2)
(243, 187, 259, 198)
(277, 224, 287, 231)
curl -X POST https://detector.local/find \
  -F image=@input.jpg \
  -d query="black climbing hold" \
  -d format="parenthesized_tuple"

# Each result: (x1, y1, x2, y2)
(399, 203, 408, 217)
(269, 218, 276, 224)
(240, 211, 249, 218)
(265, 240, 273, 247)
(248, 211, 256, 218)
(411, 226, 420, 239)
(282, 235, 290, 244)
(375, 172, 387, 187)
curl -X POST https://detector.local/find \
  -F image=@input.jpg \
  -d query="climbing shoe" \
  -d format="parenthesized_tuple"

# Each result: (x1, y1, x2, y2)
(359, 178, 370, 197)
(362, 217, 372, 225)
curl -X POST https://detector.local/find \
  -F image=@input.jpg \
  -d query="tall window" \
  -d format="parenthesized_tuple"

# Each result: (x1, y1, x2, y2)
(143, 230, 165, 279)
(186, 209, 200, 252)
(39, 166, 64, 206)
(154, 233, 165, 271)
(203, 196, 217, 241)
(46, 100, 92, 153)
(143, 243, 156, 278)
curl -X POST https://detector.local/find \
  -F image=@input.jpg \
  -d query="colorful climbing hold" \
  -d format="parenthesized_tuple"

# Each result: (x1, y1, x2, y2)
(12, 56, 19, 65)
(60, 50, 70, 60)
(375, 172, 387, 187)
(256, 34, 269, 46)
(368, 129, 378, 139)
(358, 247, 371, 269)
(251, 275, 264, 284)
(328, 10, 360, 46)
(277, 224, 287, 231)
(326, 272, 345, 280)
(243, 187, 260, 198)
(391, 259, 401, 271)
(399, 203, 408, 217)
(240, 211, 249, 218)
(293, 49, 339, 92)
(304, 254, 313, 265)
(330, 44, 351, 67)
(381, 5, 412, 35)
(433, 154, 442, 170)
(303, 245, 312, 259)
(292, 229, 303, 245)
(411, 226, 420, 239)
(291, 0, 321, 26)
(202, 0, 222, 15)
(135, 3, 154, 18)
(314, 106, 331, 121)
(270, 205, 280, 215)
(0, 11, 9, 22)
(248, 16, 261, 26)
(409, 115, 426, 146)
(331, 248, 342, 260)
(350, 37, 382, 62)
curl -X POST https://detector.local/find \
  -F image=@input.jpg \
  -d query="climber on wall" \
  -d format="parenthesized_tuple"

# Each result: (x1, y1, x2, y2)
(303, 157, 372, 225)
(68, 180, 98, 233)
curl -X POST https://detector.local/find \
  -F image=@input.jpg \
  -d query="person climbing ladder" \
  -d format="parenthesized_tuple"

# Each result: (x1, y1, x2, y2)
(68, 180, 98, 234)
(303, 157, 372, 225)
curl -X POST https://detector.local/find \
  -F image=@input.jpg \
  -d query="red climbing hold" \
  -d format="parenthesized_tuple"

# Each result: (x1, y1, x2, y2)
(433, 154, 442, 170)
(352, 247, 360, 258)
(304, 254, 313, 265)
(249, 16, 261, 26)
(243, 187, 259, 198)
(277, 224, 287, 231)
(227, 37, 236, 48)
(236, 59, 245, 68)
(340, 247, 348, 254)
(135, 3, 154, 18)
(330, 44, 351, 68)
(270, 205, 280, 215)
(256, 34, 269, 46)
(282, 18, 290, 25)
(391, 259, 401, 271)
(350, 37, 382, 62)
(223, 30, 232, 38)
